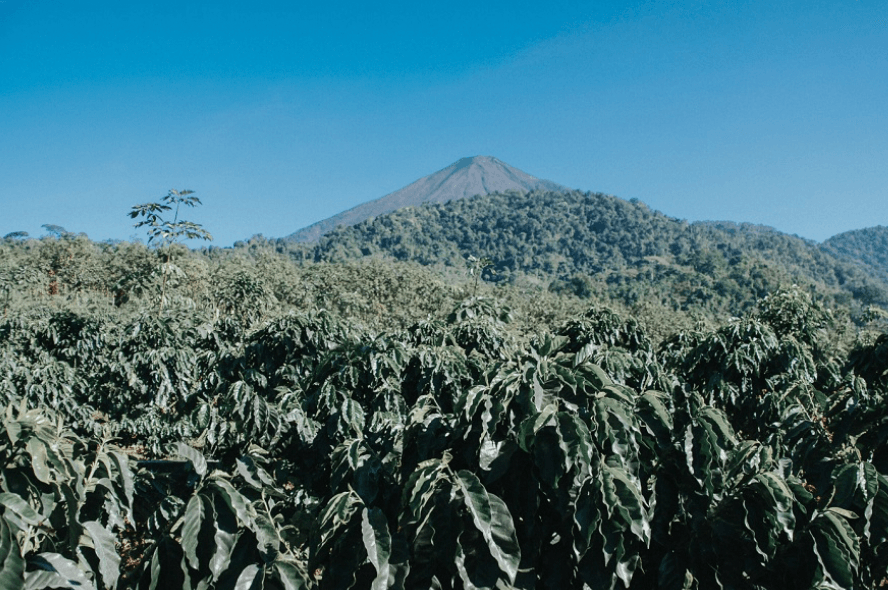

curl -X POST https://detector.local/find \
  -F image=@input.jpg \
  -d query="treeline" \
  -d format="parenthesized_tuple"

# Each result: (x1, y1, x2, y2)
(0, 234, 463, 329)
(9, 189, 886, 328)
(289, 190, 888, 316)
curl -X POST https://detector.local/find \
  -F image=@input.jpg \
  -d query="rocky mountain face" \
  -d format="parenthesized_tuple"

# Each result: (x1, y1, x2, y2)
(288, 156, 567, 242)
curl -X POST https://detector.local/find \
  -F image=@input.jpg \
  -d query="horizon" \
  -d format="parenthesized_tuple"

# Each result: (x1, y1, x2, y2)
(2, 0, 886, 246)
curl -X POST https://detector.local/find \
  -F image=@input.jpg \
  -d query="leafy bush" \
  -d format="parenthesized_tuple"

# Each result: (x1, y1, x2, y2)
(1, 233, 887, 588)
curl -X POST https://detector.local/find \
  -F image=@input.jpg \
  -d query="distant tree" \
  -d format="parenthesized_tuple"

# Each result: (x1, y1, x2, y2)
(466, 254, 495, 297)
(41, 224, 71, 238)
(549, 274, 595, 299)
(130, 189, 212, 313)
(850, 281, 888, 306)
(36, 225, 96, 295)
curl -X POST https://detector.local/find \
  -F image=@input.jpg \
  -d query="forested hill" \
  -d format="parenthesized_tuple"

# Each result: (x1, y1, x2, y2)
(288, 156, 567, 242)
(306, 189, 888, 314)
(821, 225, 888, 282)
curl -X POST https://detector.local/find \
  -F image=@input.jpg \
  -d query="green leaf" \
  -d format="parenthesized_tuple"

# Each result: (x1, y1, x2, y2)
(573, 342, 597, 368)
(25, 553, 96, 590)
(209, 518, 239, 581)
(637, 390, 673, 442)
(211, 478, 256, 526)
(108, 450, 135, 510)
(25, 439, 52, 484)
(59, 483, 83, 551)
(573, 477, 603, 558)
(0, 519, 24, 589)
(592, 398, 638, 472)
(556, 411, 596, 478)
(253, 510, 281, 559)
(235, 456, 274, 490)
(182, 495, 207, 571)
(454, 534, 500, 590)
(273, 560, 310, 590)
(517, 404, 557, 452)
(810, 509, 860, 589)
(582, 362, 613, 389)
(399, 460, 449, 539)
(658, 551, 693, 590)
(601, 463, 650, 544)
(361, 507, 392, 590)
(315, 491, 363, 558)
(0, 492, 43, 527)
(699, 406, 738, 446)
(234, 564, 261, 590)
(146, 547, 162, 590)
(830, 462, 888, 547)
(83, 521, 121, 590)
(5, 412, 22, 445)
(755, 471, 797, 540)
(330, 439, 381, 504)
(826, 507, 858, 520)
(176, 442, 208, 478)
(454, 470, 521, 584)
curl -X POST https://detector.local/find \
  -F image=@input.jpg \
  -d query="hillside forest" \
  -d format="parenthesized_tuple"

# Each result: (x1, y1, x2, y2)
(2, 189, 888, 589)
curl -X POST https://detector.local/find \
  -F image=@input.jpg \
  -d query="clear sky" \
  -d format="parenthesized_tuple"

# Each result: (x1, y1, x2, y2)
(2, 0, 886, 246)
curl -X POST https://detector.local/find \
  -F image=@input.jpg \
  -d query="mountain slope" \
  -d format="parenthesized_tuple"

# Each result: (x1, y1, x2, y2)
(289, 156, 567, 242)
(305, 189, 888, 314)
(821, 225, 888, 281)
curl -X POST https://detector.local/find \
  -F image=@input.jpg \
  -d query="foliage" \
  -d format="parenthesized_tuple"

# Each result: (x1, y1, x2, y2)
(307, 190, 888, 315)
(129, 189, 213, 313)
(0, 403, 134, 590)
(129, 190, 212, 248)
(1, 209, 888, 588)
(822, 225, 888, 283)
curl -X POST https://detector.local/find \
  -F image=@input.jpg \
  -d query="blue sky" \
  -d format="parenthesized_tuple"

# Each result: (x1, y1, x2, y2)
(2, 0, 886, 246)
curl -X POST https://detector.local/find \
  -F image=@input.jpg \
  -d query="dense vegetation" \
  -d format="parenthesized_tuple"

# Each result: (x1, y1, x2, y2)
(2, 195, 888, 589)
(295, 190, 888, 316)
(822, 226, 888, 283)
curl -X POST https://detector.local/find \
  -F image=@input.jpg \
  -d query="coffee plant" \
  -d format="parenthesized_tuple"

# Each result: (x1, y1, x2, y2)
(0, 233, 887, 589)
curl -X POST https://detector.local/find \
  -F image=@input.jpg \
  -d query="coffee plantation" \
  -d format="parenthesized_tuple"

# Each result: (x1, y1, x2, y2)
(1, 227, 887, 589)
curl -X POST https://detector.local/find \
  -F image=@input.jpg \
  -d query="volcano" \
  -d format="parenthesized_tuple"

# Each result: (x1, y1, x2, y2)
(288, 156, 568, 242)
